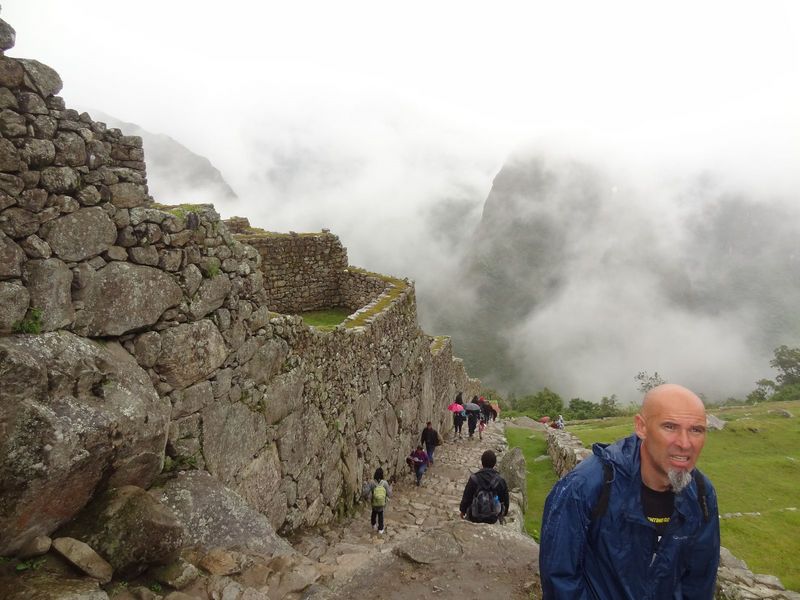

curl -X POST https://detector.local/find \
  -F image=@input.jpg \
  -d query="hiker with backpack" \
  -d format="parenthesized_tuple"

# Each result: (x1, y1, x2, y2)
(363, 467, 392, 534)
(459, 449, 509, 524)
(539, 384, 720, 599)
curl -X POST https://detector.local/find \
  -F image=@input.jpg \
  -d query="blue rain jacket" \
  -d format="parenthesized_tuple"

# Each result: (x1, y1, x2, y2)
(540, 434, 720, 599)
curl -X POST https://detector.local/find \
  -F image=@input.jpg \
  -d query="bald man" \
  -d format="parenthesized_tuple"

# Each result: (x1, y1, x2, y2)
(539, 384, 720, 599)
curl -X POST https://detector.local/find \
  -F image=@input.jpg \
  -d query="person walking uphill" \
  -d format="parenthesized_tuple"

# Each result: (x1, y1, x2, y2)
(459, 450, 509, 523)
(420, 421, 440, 464)
(363, 467, 392, 534)
(539, 384, 720, 599)
(407, 445, 430, 486)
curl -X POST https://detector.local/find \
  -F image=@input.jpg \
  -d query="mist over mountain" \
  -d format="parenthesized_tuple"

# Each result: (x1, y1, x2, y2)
(88, 110, 239, 206)
(432, 154, 800, 404)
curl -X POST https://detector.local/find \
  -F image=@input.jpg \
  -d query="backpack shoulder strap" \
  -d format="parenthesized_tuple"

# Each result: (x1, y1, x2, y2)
(693, 469, 710, 523)
(590, 462, 614, 521)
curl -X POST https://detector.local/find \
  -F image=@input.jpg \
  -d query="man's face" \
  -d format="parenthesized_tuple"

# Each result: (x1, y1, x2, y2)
(635, 388, 707, 491)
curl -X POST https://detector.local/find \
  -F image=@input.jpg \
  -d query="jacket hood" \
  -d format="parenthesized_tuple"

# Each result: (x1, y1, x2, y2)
(592, 433, 641, 479)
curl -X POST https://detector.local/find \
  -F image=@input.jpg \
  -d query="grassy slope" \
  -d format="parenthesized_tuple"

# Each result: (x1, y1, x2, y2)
(556, 400, 800, 591)
(505, 427, 559, 542)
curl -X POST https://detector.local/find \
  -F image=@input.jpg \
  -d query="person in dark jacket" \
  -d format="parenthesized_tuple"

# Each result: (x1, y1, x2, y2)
(420, 421, 440, 464)
(459, 450, 509, 523)
(540, 384, 720, 599)
(466, 395, 480, 439)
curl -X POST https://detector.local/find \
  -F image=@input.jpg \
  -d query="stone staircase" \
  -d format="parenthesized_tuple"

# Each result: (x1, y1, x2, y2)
(290, 420, 520, 592)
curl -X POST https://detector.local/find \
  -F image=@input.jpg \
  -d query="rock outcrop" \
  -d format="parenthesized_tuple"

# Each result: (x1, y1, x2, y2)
(0, 11, 482, 599)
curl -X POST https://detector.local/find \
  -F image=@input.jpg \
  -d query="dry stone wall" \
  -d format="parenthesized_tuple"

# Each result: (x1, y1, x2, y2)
(544, 429, 800, 599)
(236, 227, 348, 314)
(0, 17, 481, 582)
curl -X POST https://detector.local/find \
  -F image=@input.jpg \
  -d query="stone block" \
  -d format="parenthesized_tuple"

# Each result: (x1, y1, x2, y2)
(80, 262, 182, 336)
(44, 206, 116, 261)
(23, 257, 73, 331)
(0, 280, 28, 331)
(155, 320, 227, 389)
(0, 108, 26, 137)
(0, 230, 24, 277)
(40, 166, 80, 194)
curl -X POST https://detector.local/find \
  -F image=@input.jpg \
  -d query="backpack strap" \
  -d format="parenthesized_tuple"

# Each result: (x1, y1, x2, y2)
(693, 469, 710, 523)
(590, 462, 614, 521)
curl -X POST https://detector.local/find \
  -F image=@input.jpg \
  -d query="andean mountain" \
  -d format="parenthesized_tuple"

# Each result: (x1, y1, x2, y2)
(434, 154, 800, 403)
(88, 110, 238, 206)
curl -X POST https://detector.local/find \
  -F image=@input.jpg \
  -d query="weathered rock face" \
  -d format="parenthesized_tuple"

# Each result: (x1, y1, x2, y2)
(0, 332, 169, 555)
(155, 319, 228, 389)
(499, 446, 528, 513)
(157, 471, 294, 556)
(79, 262, 183, 336)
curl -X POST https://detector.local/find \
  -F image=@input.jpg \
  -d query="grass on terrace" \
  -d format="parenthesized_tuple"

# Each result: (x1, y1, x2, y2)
(504, 426, 559, 542)
(507, 399, 800, 591)
(299, 308, 352, 331)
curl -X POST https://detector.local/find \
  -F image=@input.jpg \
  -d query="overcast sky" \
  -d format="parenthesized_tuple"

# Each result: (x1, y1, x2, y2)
(7, 1, 799, 179)
(5, 1, 800, 400)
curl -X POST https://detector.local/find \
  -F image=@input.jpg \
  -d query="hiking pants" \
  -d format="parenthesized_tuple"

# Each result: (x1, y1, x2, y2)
(415, 463, 427, 485)
(425, 442, 435, 464)
(371, 508, 384, 530)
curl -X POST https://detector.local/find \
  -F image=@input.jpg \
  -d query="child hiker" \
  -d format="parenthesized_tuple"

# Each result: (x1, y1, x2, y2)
(363, 467, 392, 534)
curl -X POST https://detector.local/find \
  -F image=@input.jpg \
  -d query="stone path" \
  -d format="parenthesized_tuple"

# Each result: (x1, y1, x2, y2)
(290, 420, 535, 596)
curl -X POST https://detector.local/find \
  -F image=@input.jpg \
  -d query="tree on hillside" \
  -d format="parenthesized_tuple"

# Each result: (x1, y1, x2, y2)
(770, 345, 800, 388)
(634, 371, 666, 394)
(566, 398, 599, 420)
(598, 394, 620, 417)
(516, 388, 563, 419)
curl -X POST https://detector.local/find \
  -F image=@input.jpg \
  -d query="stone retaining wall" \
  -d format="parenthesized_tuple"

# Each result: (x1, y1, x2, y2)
(544, 429, 800, 599)
(0, 24, 483, 568)
(235, 225, 348, 314)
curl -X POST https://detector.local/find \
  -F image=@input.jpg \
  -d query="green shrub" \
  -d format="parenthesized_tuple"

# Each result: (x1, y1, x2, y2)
(13, 307, 43, 334)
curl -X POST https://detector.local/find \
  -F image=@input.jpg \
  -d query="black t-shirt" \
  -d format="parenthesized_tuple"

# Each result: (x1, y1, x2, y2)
(641, 484, 674, 537)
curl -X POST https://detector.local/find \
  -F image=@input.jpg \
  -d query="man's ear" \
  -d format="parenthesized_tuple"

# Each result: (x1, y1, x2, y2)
(634, 414, 647, 440)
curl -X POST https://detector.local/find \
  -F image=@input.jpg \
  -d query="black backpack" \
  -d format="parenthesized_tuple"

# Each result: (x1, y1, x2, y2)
(470, 474, 502, 522)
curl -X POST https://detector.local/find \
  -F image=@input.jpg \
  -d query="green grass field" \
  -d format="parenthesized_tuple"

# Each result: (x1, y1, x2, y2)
(506, 399, 800, 591)
(299, 308, 352, 331)
(505, 427, 559, 542)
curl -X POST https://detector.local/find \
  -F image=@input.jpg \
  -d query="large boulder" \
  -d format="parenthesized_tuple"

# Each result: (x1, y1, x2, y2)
(79, 262, 182, 336)
(156, 471, 294, 556)
(56, 486, 184, 577)
(499, 446, 528, 512)
(0, 573, 109, 600)
(18, 59, 63, 98)
(0, 332, 170, 555)
(202, 398, 268, 481)
(233, 443, 288, 531)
